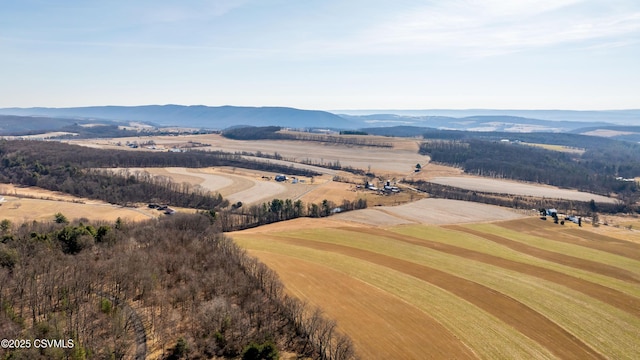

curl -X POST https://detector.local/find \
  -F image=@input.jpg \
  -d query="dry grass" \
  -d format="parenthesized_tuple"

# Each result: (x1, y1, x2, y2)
(0, 195, 155, 223)
(298, 180, 359, 204)
(0, 184, 101, 203)
(522, 142, 586, 154)
(107, 166, 325, 205)
(428, 176, 617, 203)
(101, 165, 426, 208)
(405, 162, 465, 181)
(334, 198, 526, 226)
(70, 133, 428, 176)
(0, 184, 160, 223)
(582, 129, 637, 137)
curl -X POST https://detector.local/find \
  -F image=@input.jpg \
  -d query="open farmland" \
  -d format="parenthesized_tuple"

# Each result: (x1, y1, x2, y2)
(428, 176, 617, 203)
(71, 133, 428, 176)
(582, 129, 637, 138)
(231, 213, 640, 359)
(102, 165, 430, 208)
(0, 191, 157, 223)
(72, 134, 628, 206)
(333, 198, 527, 226)
(112, 166, 340, 205)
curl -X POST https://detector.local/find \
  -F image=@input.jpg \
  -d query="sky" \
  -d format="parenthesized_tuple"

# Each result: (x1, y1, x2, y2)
(1, 0, 639, 110)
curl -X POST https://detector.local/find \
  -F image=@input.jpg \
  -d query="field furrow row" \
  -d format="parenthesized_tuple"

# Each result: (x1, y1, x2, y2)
(446, 225, 640, 284)
(498, 218, 640, 260)
(274, 235, 605, 359)
(235, 235, 559, 360)
(233, 217, 640, 359)
(346, 226, 640, 318)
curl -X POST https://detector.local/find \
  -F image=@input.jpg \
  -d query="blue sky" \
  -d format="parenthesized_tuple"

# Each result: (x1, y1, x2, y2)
(1, 0, 639, 110)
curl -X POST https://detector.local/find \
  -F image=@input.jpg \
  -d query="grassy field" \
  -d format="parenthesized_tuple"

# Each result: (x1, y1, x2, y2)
(522, 142, 586, 154)
(231, 216, 640, 359)
(428, 176, 616, 203)
(0, 191, 157, 223)
(71, 133, 427, 176)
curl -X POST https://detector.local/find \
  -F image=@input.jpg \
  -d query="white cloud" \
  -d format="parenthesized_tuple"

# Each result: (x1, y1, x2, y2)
(333, 0, 640, 57)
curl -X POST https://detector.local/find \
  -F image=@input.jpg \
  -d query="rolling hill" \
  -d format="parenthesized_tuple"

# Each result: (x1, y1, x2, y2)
(0, 105, 352, 130)
(3, 106, 638, 134)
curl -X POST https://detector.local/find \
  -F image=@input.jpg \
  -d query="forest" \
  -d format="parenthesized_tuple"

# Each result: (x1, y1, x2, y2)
(212, 197, 368, 232)
(419, 139, 639, 201)
(53, 124, 140, 139)
(411, 127, 640, 183)
(0, 140, 319, 209)
(230, 149, 371, 177)
(406, 179, 633, 215)
(222, 126, 392, 147)
(0, 140, 319, 176)
(363, 125, 640, 148)
(0, 213, 357, 359)
(0, 139, 367, 358)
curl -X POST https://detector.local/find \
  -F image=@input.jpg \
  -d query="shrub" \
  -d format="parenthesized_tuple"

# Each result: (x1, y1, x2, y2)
(242, 340, 278, 360)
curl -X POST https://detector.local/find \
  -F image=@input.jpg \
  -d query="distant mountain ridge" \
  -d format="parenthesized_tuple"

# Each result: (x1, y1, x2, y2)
(338, 113, 614, 132)
(334, 109, 640, 125)
(0, 105, 351, 129)
(0, 115, 82, 134)
(1, 105, 638, 135)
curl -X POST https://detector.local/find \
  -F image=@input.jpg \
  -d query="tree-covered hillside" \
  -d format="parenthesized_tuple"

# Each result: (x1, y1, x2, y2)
(419, 139, 639, 200)
(0, 214, 356, 359)
(0, 140, 319, 208)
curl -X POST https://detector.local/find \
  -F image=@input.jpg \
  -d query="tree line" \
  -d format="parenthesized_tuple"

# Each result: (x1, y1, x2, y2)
(365, 125, 640, 151)
(0, 214, 358, 359)
(419, 139, 639, 199)
(405, 180, 636, 215)
(0, 158, 227, 210)
(364, 126, 640, 193)
(222, 126, 393, 147)
(300, 159, 370, 176)
(231, 150, 374, 177)
(210, 197, 368, 232)
(0, 140, 320, 177)
(0, 140, 321, 209)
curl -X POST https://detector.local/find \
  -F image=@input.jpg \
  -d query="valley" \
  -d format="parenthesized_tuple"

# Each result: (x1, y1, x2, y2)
(0, 125, 638, 360)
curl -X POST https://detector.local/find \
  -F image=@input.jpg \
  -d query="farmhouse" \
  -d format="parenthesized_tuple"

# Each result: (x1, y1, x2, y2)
(365, 183, 378, 191)
(383, 180, 400, 193)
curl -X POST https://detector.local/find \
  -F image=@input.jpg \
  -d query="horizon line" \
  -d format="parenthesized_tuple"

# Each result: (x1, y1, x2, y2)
(1, 104, 639, 112)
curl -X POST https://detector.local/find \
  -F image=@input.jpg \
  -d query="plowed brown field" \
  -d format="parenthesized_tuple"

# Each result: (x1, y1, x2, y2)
(251, 251, 477, 360)
(231, 215, 640, 360)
